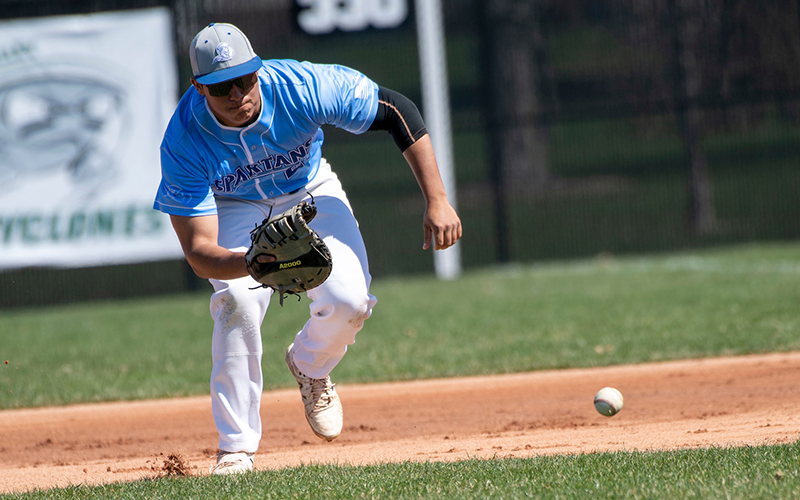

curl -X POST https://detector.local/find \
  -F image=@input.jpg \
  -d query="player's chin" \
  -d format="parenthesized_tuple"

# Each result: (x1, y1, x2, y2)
(228, 103, 253, 116)
(226, 106, 257, 126)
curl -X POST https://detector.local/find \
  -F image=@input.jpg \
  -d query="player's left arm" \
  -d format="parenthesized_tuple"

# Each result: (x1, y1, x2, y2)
(368, 86, 462, 250)
(305, 65, 461, 250)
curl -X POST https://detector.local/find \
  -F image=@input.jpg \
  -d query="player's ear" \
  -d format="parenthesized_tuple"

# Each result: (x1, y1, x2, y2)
(190, 78, 206, 96)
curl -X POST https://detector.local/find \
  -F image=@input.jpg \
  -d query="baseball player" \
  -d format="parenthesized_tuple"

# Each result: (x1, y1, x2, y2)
(153, 23, 461, 474)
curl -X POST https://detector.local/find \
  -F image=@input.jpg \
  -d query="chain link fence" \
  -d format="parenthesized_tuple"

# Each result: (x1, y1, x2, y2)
(1, 0, 799, 307)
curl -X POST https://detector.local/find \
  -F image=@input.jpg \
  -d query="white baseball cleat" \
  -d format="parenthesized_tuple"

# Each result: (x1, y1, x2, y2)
(209, 451, 254, 475)
(285, 343, 343, 441)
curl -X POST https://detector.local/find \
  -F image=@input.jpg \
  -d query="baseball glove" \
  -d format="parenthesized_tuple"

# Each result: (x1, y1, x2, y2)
(245, 200, 332, 305)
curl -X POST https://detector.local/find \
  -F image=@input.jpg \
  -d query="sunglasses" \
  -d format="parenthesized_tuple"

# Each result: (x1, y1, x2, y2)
(205, 72, 259, 97)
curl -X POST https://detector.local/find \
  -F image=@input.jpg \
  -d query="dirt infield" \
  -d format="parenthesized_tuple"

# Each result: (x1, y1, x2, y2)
(2, 352, 799, 493)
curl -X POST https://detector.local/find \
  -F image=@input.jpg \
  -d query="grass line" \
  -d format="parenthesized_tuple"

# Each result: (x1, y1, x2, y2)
(6, 442, 799, 499)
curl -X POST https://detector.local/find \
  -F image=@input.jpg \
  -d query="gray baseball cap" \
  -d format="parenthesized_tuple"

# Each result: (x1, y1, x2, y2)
(190, 23, 262, 85)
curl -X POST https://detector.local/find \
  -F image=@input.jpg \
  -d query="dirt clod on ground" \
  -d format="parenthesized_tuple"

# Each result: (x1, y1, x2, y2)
(159, 452, 192, 477)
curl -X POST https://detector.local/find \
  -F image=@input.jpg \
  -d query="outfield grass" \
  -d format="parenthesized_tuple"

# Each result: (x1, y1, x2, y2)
(5, 443, 799, 499)
(2, 242, 799, 498)
(2, 242, 800, 409)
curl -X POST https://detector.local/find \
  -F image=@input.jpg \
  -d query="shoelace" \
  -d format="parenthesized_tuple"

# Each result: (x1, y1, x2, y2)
(211, 461, 242, 472)
(297, 373, 336, 410)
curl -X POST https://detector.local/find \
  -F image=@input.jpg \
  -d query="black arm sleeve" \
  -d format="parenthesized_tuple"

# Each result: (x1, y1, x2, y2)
(368, 86, 428, 152)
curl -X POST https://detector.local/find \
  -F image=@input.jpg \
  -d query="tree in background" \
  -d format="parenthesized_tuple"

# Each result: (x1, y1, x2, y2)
(668, 0, 717, 234)
(480, 0, 557, 261)
(480, 0, 557, 195)
(716, 1, 800, 126)
(620, 0, 800, 234)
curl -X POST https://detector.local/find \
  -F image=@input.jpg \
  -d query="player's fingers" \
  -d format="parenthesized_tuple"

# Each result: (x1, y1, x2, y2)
(452, 221, 463, 245)
(436, 221, 462, 250)
(441, 231, 453, 250)
(423, 224, 432, 250)
(438, 228, 452, 250)
(255, 254, 276, 263)
(433, 226, 445, 250)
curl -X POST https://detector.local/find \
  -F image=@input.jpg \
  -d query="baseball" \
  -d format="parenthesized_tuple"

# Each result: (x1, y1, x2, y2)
(594, 387, 624, 416)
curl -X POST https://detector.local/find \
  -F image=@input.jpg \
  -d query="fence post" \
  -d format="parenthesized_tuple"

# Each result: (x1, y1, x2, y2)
(414, 0, 461, 280)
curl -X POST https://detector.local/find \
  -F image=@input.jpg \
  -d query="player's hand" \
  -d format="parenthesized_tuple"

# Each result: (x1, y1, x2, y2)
(423, 200, 462, 250)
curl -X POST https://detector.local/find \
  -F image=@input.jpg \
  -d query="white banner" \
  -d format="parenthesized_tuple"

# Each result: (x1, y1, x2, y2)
(0, 8, 183, 270)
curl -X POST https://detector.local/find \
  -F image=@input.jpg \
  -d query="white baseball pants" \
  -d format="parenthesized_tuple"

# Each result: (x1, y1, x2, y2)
(208, 160, 377, 453)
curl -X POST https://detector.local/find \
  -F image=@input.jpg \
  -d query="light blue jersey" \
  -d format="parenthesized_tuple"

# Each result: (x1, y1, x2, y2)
(153, 59, 379, 216)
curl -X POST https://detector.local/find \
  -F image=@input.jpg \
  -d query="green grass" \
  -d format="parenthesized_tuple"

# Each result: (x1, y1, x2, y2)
(6, 443, 799, 499)
(3, 242, 800, 498)
(3, 242, 800, 409)
(358, 242, 800, 380)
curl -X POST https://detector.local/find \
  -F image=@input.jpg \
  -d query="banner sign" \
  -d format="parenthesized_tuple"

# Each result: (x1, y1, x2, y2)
(0, 8, 183, 270)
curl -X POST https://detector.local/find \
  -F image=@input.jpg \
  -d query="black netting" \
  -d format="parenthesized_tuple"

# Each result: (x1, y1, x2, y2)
(1, 0, 799, 307)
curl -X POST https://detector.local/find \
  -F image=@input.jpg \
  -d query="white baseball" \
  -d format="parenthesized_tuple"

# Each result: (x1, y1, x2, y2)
(594, 387, 624, 416)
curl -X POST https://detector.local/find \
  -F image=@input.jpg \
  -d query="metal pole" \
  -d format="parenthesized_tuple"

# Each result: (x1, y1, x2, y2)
(414, 0, 461, 279)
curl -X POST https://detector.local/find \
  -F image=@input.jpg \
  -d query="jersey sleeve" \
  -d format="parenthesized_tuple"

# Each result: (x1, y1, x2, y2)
(300, 62, 380, 135)
(153, 132, 217, 217)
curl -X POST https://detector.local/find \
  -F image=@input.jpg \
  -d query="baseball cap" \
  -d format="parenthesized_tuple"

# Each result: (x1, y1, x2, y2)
(190, 23, 262, 85)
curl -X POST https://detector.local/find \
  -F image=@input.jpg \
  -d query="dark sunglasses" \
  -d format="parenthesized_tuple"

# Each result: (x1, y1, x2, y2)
(205, 72, 259, 97)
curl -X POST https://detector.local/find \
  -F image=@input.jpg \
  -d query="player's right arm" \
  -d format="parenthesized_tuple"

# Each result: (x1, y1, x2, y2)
(169, 214, 249, 280)
(156, 110, 251, 280)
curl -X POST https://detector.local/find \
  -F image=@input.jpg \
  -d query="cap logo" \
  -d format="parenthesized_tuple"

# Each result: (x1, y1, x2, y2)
(212, 43, 234, 64)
